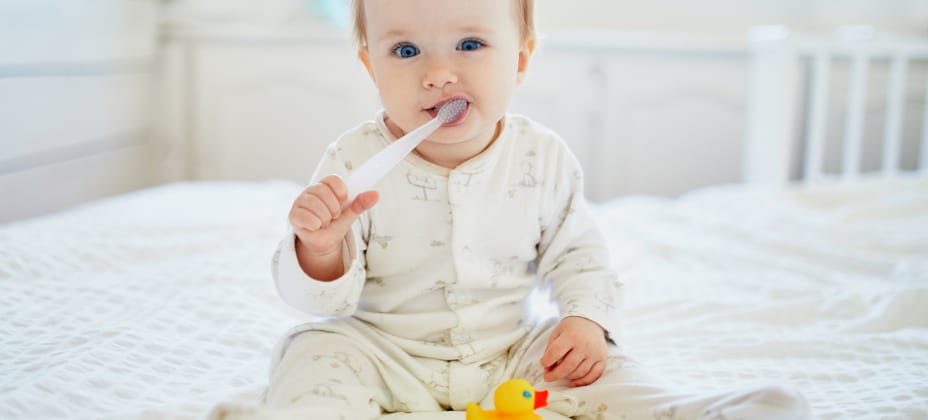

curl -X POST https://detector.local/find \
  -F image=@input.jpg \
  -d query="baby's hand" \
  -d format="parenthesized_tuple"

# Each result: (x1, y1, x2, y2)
(539, 316, 608, 387)
(289, 175, 379, 257)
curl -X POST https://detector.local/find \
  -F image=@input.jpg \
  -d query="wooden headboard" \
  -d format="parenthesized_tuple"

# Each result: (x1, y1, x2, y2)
(744, 25, 928, 185)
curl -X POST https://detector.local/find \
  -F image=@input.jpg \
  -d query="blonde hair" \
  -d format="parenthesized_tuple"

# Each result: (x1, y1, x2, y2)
(351, 0, 535, 47)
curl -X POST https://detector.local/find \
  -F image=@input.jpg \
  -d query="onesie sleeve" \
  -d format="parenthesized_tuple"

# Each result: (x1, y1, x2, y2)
(271, 141, 368, 317)
(535, 144, 623, 340)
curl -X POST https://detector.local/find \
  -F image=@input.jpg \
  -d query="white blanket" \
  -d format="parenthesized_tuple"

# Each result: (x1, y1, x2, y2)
(1, 176, 926, 419)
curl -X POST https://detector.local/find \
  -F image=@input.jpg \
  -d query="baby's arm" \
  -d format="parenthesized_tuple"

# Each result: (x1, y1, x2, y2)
(535, 147, 622, 387)
(289, 175, 378, 280)
(271, 141, 377, 316)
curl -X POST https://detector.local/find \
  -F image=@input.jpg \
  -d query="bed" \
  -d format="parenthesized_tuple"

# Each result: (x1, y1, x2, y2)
(1, 172, 926, 419)
(4, 23, 928, 420)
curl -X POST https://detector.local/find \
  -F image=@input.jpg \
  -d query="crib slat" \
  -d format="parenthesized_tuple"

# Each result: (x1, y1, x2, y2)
(804, 52, 830, 181)
(842, 52, 869, 179)
(744, 26, 798, 186)
(883, 53, 907, 174)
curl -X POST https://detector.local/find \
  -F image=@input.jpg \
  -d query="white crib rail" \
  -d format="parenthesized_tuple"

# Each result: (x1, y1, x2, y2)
(744, 26, 928, 185)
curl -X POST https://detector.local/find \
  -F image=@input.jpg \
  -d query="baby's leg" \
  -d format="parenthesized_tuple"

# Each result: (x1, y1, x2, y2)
(260, 322, 446, 419)
(505, 320, 812, 420)
(262, 329, 387, 417)
(545, 366, 811, 420)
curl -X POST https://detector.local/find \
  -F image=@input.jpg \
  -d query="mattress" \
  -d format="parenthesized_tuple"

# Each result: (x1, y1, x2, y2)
(1, 175, 926, 419)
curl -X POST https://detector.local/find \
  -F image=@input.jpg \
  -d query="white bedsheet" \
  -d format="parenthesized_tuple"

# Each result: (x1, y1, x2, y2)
(1, 176, 926, 419)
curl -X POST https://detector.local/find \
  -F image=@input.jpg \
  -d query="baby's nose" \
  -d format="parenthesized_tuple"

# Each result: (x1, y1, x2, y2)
(422, 59, 458, 89)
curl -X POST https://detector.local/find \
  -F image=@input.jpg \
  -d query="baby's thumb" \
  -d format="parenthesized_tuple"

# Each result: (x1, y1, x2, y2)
(332, 190, 379, 231)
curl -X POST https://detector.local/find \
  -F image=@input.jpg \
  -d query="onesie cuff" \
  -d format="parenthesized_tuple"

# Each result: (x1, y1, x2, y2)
(560, 303, 621, 343)
(275, 231, 362, 292)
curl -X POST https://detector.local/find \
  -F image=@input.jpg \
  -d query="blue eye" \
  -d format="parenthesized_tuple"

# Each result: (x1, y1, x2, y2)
(393, 43, 419, 58)
(522, 390, 531, 399)
(458, 39, 484, 51)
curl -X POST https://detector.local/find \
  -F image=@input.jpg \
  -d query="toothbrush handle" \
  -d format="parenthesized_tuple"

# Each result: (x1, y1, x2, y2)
(343, 117, 442, 203)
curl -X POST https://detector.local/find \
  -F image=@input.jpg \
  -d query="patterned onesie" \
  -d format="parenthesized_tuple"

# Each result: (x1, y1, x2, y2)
(243, 113, 811, 420)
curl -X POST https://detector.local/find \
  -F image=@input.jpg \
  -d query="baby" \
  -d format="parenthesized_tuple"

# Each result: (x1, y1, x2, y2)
(213, 0, 813, 418)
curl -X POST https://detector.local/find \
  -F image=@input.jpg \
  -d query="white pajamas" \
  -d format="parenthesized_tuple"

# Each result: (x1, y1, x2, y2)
(234, 113, 811, 419)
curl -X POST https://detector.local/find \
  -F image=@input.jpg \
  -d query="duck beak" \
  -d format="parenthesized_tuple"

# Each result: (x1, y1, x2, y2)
(534, 389, 549, 409)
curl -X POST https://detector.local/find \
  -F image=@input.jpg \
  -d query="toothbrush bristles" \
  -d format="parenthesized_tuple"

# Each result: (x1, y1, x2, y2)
(436, 99, 467, 123)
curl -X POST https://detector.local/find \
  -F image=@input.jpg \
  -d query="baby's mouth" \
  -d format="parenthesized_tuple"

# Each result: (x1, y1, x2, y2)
(425, 100, 470, 124)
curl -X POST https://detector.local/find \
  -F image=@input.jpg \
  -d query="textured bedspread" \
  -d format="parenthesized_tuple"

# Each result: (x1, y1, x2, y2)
(595, 175, 928, 419)
(1, 176, 926, 419)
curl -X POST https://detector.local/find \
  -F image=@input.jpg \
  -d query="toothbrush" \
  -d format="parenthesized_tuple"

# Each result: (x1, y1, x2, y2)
(343, 98, 468, 203)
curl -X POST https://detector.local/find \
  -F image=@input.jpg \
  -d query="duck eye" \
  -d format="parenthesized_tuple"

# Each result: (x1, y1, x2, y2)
(523, 390, 531, 398)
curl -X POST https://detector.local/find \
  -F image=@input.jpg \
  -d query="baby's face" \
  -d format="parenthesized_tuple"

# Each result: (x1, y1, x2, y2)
(359, 0, 531, 149)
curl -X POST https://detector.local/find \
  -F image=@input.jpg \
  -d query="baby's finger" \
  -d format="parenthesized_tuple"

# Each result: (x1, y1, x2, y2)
(544, 350, 583, 382)
(329, 190, 379, 233)
(312, 178, 344, 217)
(539, 334, 569, 369)
(301, 197, 333, 226)
(567, 358, 594, 380)
(570, 360, 605, 387)
(290, 207, 323, 232)
(319, 175, 349, 205)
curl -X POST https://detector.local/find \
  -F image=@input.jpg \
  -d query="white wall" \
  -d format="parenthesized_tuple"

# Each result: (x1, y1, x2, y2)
(166, 0, 928, 39)
(534, 0, 928, 39)
(0, 0, 161, 222)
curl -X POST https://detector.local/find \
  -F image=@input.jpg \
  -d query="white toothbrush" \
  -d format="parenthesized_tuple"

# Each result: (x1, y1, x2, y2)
(344, 98, 468, 203)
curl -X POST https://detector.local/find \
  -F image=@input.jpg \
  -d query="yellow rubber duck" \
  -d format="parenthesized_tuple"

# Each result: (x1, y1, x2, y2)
(465, 378, 549, 420)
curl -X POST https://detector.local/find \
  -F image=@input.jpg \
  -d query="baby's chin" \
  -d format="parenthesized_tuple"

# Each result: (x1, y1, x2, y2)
(422, 133, 473, 146)
(432, 124, 500, 148)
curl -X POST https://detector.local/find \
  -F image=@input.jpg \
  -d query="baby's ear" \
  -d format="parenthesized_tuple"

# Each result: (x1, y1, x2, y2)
(517, 38, 536, 84)
(358, 47, 375, 82)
